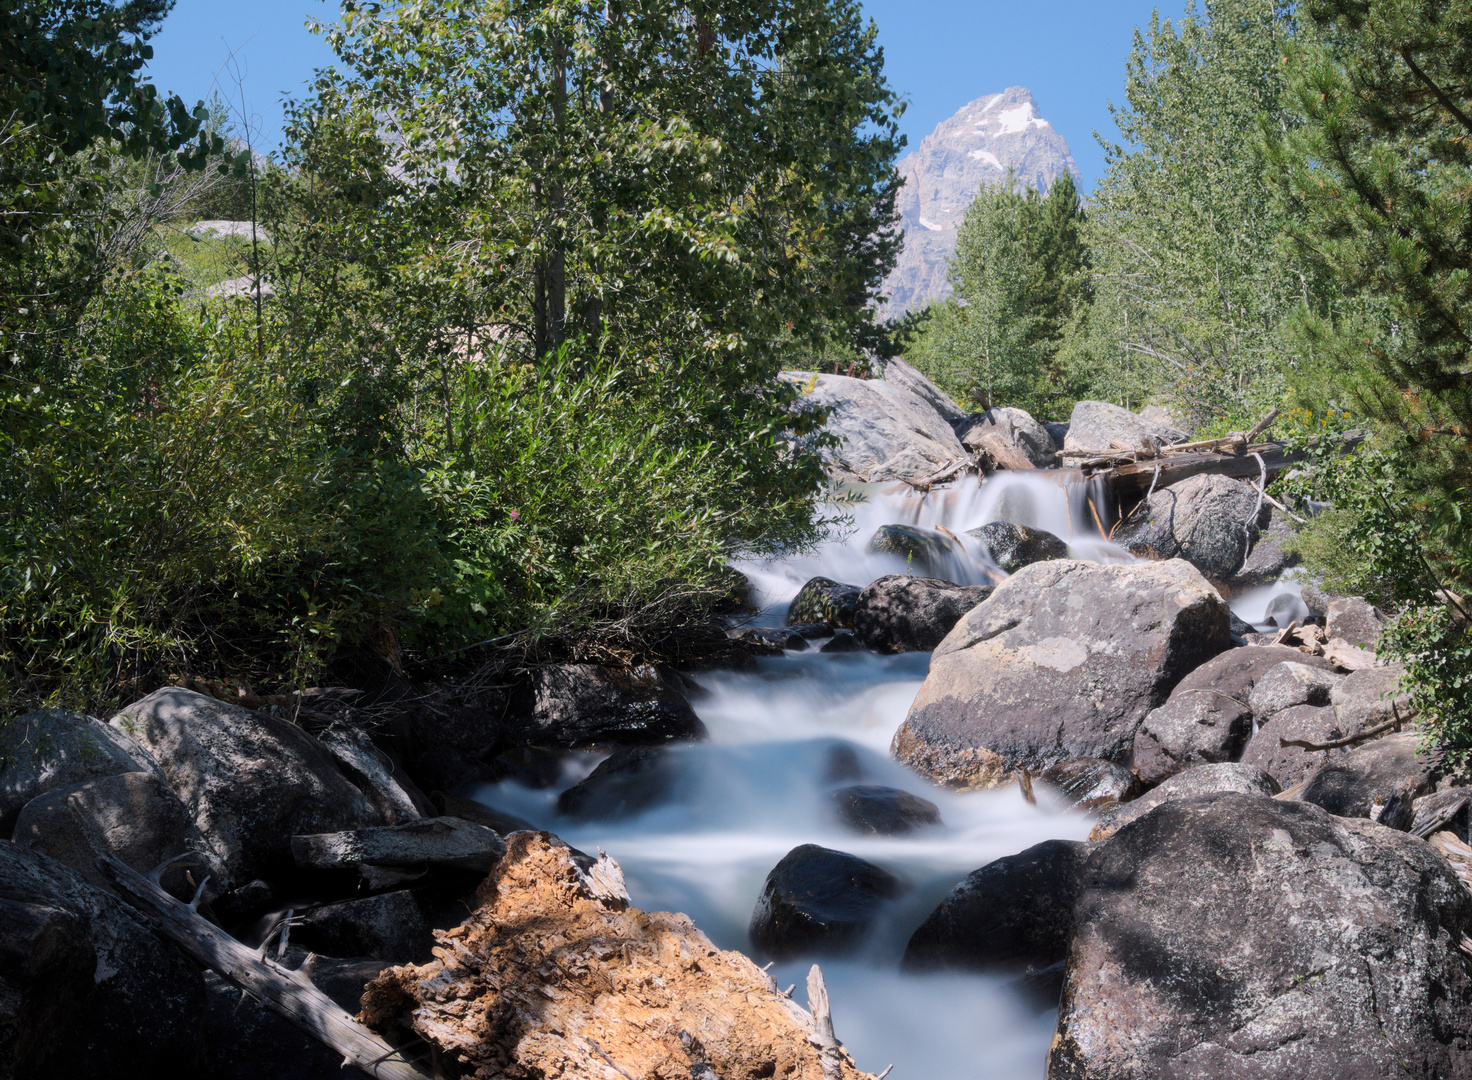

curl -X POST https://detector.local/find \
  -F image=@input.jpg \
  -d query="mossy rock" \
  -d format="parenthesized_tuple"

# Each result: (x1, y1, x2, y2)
(786, 577, 862, 629)
(864, 524, 956, 577)
(966, 521, 1069, 575)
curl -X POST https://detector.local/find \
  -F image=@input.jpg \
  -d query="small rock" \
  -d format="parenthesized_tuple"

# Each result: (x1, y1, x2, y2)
(749, 844, 906, 960)
(785, 622, 833, 640)
(965, 521, 1069, 574)
(1038, 758, 1140, 811)
(1132, 692, 1253, 788)
(852, 574, 992, 654)
(318, 726, 431, 825)
(955, 408, 1059, 468)
(830, 785, 942, 834)
(1240, 704, 1347, 789)
(1326, 596, 1387, 648)
(1296, 733, 1440, 819)
(1248, 661, 1344, 717)
(1264, 591, 1312, 628)
(556, 747, 675, 822)
(294, 891, 432, 963)
(786, 577, 863, 629)
(0, 709, 158, 833)
(903, 839, 1091, 972)
(290, 817, 506, 874)
(506, 664, 707, 748)
(1090, 762, 1281, 841)
(431, 791, 537, 835)
(822, 744, 867, 783)
(865, 523, 958, 577)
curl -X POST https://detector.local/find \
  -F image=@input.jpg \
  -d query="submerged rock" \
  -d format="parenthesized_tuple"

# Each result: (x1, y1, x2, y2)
(853, 575, 992, 654)
(894, 559, 1231, 788)
(1051, 794, 1472, 1080)
(787, 576, 863, 629)
(1112, 473, 1268, 580)
(556, 746, 676, 821)
(749, 844, 906, 960)
(965, 521, 1069, 574)
(830, 785, 942, 835)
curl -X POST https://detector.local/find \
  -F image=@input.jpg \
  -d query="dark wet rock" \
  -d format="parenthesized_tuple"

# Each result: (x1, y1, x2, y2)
(822, 744, 867, 784)
(749, 844, 906, 960)
(1112, 473, 1269, 580)
(507, 664, 707, 748)
(787, 576, 863, 630)
(1042, 421, 1069, 450)
(412, 746, 497, 794)
(1225, 509, 1298, 589)
(0, 842, 205, 1079)
(431, 791, 538, 836)
(1247, 660, 1343, 717)
(785, 622, 833, 640)
(294, 891, 433, 964)
(1296, 733, 1440, 820)
(1050, 793, 1472, 1080)
(1264, 590, 1312, 629)
(0, 709, 158, 834)
(1228, 611, 1255, 639)
(864, 523, 958, 577)
(290, 816, 506, 874)
(11, 771, 201, 900)
(556, 747, 675, 822)
(830, 785, 941, 835)
(1090, 762, 1280, 841)
(894, 559, 1232, 788)
(1326, 596, 1387, 648)
(730, 626, 809, 654)
(1331, 664, 1412, 730)
(1241, 704, 1348, 790)
(110, 688, 383, 888)
(852, 574, 992, 654)
(965, 521, 1069, 574)
(820, 631, 866, 653)
(487, 746, 565, 789)
(903, 839, 1091, 972)
(1038, 758, 1140, 812)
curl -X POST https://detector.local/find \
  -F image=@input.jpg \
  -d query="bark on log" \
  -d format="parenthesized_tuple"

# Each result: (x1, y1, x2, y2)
(98, 854, 432, 1080)
(1097, 431, 1364, 496)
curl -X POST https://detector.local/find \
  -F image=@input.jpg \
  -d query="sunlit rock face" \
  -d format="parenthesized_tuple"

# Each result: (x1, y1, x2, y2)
(882, 86, 1080, 316)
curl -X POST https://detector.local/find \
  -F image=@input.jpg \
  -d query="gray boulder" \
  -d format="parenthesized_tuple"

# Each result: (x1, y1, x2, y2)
(508, 664, 706, 748)
(786, 576, 863, 629)
(0, 709, 158, 832)
(1332, 664, 1412, 730)
(830, 785, 942, 835)
(11, 772, 202, 899)
(965, 521, 1069, 574)
(1050, 794, 1472, 1080)
(864, 523, 959, 577)
(1326, 596, 1387, 648)
(882, 356, 967, 420)
(1090, 762, 1280, 841)
(1297, 732, 1440, 819)
(110, 688, 383, 888)
(894, 559, 1232, 788)
(294, 891, 432, 964)
(1132, 693, 1252, 788)
(955, 407, 1058, 468)
(903, 839, 1091, 972)
(1112, 473, 1268, 580)
(203, 274, 276, 301)
(1248, 660, 1344, 717)
(290, 817, 505, 874)
(782, 371, 967, 481)
(749, 844, 906, 960)
(1062, 399, 1187, 457)
(317, 726, 431, 825)
(1241, 704, 1348, 789)
(1225, 508, 1298, 589)
(852, 575, 992, 654)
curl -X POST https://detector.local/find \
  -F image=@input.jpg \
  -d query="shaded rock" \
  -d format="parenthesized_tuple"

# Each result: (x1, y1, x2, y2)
(894, 559, 1232, 788)
(1326, 596, 1387, 648)
(110, 688, 382, 888)
(556, 747, 675, 822)
(1332, 663, 1412, 729)
(411, 746, 496, 794)
(1296, 732, 1439, 819)
(853, 574, 991, 654)
(1241, 704, 1348, 790)
(1225, 508, 1298, 589)
(0, 709, 158, 834)
(1050, 793, 1472, 1080)
(1090, 762, 1280, 841)
(1062, 399, 1187, 457)
(362, 833, 874, 1080)
(820, 630, 866, 653)
(1248, 660, 1343, 716)
(295, 891, 432, 964)
(785, 622, 833, 640)
(486, 746, 565, 789)
(783, 370, 967, 482)
(730, 626, 809, 654)
(883, 356, 967, 420)
(749, 844, 906, 960)
(290, 816, 506, 874)
(11, 771, 201, 900)
(955, 407, 1058, 468)
(786, 576, 863, 629)
(1132, 693, 1253, 788)
(903, 839, 1091, 972)
(508, 664, 707, 748)
(431, 791, 537, 836)
(1042, 421, 1069, 449)
(1264, 590, 1312, 628)
(864, 523, 958, 577)
(0, 842, 205, 1079)
(830, 785, 941, 835)
(965, 521, 1069, 574)
(1038, 758, 1140, 812)
(1112, 473, 1268, 580)
(318, 726, 431, 825)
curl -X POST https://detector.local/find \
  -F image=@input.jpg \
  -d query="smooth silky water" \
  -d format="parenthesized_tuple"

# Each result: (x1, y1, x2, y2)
(472, 471, 1302, 1078)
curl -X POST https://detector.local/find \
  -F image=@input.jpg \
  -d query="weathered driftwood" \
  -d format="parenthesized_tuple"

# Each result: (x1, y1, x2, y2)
(904, 457, 970, 492)
(98, 854, 432, 1080)
(1413, 793, 1469, 840)
(1095, 430, 1365, 496)
(1278, 709, 1406, 752)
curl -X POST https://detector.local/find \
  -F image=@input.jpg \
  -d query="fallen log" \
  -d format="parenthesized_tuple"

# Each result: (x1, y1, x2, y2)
(98, 854, 432, 1080)
(1096, 430, 1365, 496)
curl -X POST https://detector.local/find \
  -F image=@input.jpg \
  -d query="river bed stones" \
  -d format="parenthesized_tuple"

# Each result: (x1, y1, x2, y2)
(749, 844, 906, 960)
(1240, 704, 1348, 789)
(965, 521, 1069, 574)
(1050, 793, 1472, 1080)
(894, 559, 1232, 788)
(853, 575, 992, 654)
(506, 663, 707, 747)
(786, 576, 863, 629)
(1112, 473, 1269, 581)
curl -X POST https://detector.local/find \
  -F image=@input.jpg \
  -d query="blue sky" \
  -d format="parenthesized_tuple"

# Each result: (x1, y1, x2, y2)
(144, 0, 1188, 189)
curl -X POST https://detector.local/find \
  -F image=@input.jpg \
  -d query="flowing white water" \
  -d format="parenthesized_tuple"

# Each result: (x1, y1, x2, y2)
(471, 471, 1305, 1078)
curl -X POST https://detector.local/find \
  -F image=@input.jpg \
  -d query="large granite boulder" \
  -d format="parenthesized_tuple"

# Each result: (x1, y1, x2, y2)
(1296, 732, 1440, 818)
(882, 356, 967, 420)
(852, 575, 992, 654)
(1112, 473, 1269, 580)
(1241, 704, 1349, 790)
(783, 371, 967, 482)
(894, 559, 1232, 788)
(1248, 660, 1344, 717)
(786, 576, 863, 629)
(1332, 664, 1412, 729)
(1090, 762, 1281, 841)
(1062, 400, 1187, 457)
(965, 521, 1069, 574)
(506, 664, 706, 748)
(748, 844, 905, 960)
(1050, 793, 1472, 1079)
(903, 839, 1091, 972)
(110, 688, 383, 888)
(954, 407, 1058, 469)
(1326, 596, 1387, 648)
(0, 709, 158, 833)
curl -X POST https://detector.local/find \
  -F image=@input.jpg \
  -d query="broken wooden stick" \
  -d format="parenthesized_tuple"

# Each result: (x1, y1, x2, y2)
(806, 964, 844, 1080)
(1278, 710, 1405, 753)
(99, 854, 432, 1080)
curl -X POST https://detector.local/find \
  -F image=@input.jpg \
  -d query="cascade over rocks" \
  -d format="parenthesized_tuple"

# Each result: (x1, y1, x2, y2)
(505, 663, 706, 748)
(1050, 794, 1472, 1080)
(864, 523, 958, 576)
(0, 709, 159, 833)
(965, 521, 1069, 574)
(903, 839, 1091, 972)
(361, 832, 877, 1079)
(1111, 473, 1269, 580)
(787, 576, 863, 629)
(894, 559, 1232, 788)
(1090, 762, 1281, 841)
(783, 370, 967, 482)
(110, 688, 384, 889)
(749, 844, 906, 960)
(1062, 400, 1187, 458)
(852, 575, 992, 654)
